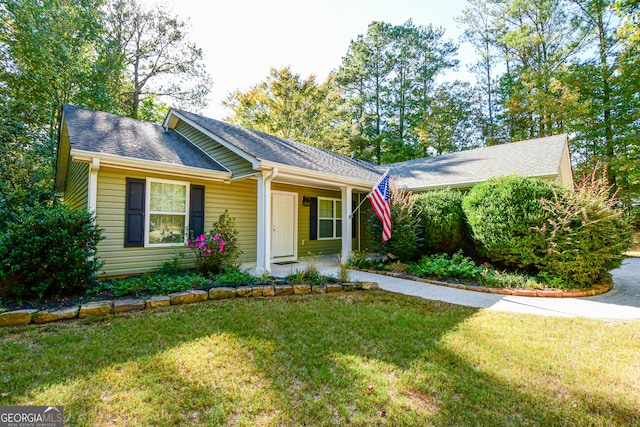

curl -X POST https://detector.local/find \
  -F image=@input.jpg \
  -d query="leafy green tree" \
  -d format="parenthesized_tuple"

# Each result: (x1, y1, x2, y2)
(101, 0, 212, 118)
(415, 81, 482, 155)
(224, 67, 350, 154)
(495, 0, 588, 140)
(337, 20, 457, 163)
(0, 108, 53, 228)
(458, 0, 503, 144)
(338, 21, 395, 163)
(0, 0, 112, 139)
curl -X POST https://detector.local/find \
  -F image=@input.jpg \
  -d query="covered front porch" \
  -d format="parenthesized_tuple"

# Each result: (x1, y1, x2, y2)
(253, 167, 373, 276)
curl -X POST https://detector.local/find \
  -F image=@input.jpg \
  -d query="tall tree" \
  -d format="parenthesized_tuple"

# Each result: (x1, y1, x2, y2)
(415, 81, 482, 156)
(338, 21, 395, 162)
(102, 0, 212, 119)
(458, 0, 502, 144)
(495, 0, 589, 139)
(0, 0, 111, 140)
(224, 67, 350, 154)
(337, 20, 457, 163)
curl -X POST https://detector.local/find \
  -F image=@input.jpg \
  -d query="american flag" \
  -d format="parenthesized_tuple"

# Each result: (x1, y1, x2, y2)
(368, 173, 392, 242)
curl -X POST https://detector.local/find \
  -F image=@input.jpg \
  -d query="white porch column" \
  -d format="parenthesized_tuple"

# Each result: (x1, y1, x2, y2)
(341, 185, 353, 264)
(88, 158, 100, 223)
(256, 168, 277, 275)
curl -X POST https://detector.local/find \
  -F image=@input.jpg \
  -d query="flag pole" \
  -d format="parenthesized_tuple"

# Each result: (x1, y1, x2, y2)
(349, 169, 390, 219)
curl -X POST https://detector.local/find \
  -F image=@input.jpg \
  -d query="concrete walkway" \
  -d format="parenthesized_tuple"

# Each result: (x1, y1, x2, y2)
(256, 256, 640, 320)
(349, 258, 640, 319)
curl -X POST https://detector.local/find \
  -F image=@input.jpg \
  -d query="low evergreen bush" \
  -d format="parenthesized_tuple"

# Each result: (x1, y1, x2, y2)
(536, 167, 633, 288)
(0, 202, 103, 300)
(413, 189, 466, 255)
(462, 175, 555, 271)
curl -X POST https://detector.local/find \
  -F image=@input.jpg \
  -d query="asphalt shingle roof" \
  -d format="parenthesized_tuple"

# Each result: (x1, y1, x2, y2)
(62, 105, 227, 172)
(385, 134, 568, 190)
(173, 109, 383, 183)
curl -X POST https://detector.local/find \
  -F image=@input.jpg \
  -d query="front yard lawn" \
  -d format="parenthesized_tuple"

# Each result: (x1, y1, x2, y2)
(1, 292, 639, 426)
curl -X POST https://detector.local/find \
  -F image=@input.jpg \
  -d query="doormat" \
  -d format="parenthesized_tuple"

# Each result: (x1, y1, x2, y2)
(275, 261, 298, 265)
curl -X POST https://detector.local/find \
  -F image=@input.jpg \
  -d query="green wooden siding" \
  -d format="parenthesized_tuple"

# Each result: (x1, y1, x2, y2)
(174, 120, 255, 177)
(64, 161, 89, 211)
(95, 167, 257, 277)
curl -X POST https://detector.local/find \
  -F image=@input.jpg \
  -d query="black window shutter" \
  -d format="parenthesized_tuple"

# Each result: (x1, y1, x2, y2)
(125, 178, 145, 247)
(190, 185, 205, 238)
(309, 197, 318, 240)
(352, 200, 357, 238)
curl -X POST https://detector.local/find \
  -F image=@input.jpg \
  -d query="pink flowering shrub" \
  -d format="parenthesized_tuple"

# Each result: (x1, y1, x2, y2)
(189, 210, 242, 275)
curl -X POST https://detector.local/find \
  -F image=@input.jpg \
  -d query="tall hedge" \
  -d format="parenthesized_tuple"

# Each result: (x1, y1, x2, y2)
(367, 184, 421, 261)
(537, 169, 633, 288)
(462, 175, 555, 270)
(413, 189, 466, 255)
(0, 203, 103, 300)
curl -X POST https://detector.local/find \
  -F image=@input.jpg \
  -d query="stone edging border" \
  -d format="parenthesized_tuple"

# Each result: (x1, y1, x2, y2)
(361, 269, 612, 298)
(0, 282, 380, 328)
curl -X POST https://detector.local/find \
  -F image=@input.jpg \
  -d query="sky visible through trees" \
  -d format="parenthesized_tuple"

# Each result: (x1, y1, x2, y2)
(0, 0, 639, 221)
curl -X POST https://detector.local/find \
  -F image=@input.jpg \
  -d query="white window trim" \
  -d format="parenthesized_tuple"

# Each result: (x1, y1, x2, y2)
(317, 197, 342, 240)
(144, 177, 191, 247)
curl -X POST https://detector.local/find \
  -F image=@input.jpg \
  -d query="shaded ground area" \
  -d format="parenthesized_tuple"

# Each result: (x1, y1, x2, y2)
(261, 256, 640, 319)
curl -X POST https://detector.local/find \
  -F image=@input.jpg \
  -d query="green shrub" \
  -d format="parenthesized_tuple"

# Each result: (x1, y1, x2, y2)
(97, 273, 211, 297)
(462, 175, 555, 271)
(536, 167, 634, 288)
(413, 189, 466, 255)
(367, 183, 421, 261)
(190, 210, 242, 275)
(409, 251, 484, 282)
(348, 250, 377, 270)
(213, 270, 254, 286)
(0, 202, 103, 300)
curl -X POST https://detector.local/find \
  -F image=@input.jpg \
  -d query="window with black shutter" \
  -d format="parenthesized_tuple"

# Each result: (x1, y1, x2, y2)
(125, 178, 145, 247)
(189, 185, 205, 239)
(309, 197, 318, 240)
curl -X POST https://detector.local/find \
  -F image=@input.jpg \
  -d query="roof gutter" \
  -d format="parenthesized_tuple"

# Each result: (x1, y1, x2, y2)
(71, 149, 232, 182)
(258, 160, 379, 190)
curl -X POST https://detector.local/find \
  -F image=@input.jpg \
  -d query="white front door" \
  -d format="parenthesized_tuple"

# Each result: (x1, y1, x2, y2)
(272, 191, 297, 261)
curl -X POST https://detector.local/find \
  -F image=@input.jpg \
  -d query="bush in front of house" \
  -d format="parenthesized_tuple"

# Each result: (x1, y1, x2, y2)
(462, 175, 555, 271)
(367, 183, 421, 261)
(0, 202, 104, 300)
(190, 210, 242, 275)
(536, 167, 634, 288)
(413, 189, 466, 255)
(409, 251, 485, 282)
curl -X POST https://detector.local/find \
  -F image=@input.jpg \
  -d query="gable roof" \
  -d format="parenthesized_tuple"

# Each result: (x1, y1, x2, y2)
(61, 105, 227, 173)
(169, 109, 383, 184)
(386, 134, 569, 191)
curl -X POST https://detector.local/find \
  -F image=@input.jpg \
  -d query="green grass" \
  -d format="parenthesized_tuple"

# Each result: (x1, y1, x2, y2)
(1, 292, 639, 426)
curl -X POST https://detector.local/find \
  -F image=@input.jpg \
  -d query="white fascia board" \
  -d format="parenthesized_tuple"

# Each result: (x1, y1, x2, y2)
(70, 149, 232, 182)
(259, 160, 378, 191)
(165, 109, 261, 170)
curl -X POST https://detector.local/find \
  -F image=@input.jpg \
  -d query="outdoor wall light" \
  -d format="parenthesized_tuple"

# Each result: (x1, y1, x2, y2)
(302, 196, 311, 207)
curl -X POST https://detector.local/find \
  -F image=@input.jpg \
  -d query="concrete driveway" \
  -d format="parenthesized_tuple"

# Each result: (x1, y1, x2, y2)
(347, 258, 640, 320)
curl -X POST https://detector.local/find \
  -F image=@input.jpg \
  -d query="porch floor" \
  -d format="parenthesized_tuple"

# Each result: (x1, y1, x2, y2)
(241, 254, 342, 279)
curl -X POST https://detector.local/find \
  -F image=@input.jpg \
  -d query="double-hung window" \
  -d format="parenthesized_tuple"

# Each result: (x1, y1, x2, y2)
(318, 198, 342, 239)
(146, 179, 189, 246)
(125, 177, 204, 248)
